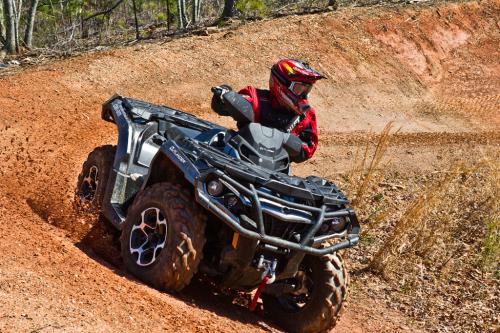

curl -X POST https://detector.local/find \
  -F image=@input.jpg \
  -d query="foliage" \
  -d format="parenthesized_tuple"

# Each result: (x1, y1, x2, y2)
(1, 0, 340, 53)
(236, 0, 266, 17)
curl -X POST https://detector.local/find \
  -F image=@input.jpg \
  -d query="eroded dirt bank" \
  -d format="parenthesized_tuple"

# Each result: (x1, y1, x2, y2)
(0, 0, 498, 332)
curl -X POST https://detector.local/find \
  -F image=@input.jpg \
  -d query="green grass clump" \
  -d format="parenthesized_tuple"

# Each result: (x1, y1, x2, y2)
(481, 216, 499, 277)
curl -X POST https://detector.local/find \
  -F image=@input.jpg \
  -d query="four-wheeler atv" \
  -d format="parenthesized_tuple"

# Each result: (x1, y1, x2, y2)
(75, 91, 360, 333)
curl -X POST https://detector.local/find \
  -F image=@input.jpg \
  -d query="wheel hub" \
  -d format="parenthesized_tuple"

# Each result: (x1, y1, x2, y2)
(129, 207, 168, 267)
(79, 165, 99, 203)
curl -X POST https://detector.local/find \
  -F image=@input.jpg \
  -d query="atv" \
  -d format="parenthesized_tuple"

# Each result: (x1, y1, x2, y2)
(75, 91, 360, 333)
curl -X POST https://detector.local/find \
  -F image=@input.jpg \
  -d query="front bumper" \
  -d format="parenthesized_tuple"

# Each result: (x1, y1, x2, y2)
(195, 171, 360, 256)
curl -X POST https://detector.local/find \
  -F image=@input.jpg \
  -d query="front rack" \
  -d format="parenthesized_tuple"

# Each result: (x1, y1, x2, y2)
(195, 170, 360, 256)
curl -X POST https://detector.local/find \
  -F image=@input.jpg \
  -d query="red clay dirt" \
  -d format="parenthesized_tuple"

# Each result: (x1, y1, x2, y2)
(0, 0, 498, 332)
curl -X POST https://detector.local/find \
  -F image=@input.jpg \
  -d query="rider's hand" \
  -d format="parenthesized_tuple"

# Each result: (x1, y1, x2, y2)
(211, 85, 233, 116)
(283, 133, 304, 158)
(211, 85, 233, 102)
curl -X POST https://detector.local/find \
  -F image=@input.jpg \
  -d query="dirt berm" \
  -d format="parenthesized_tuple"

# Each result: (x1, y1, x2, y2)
(0, 0, 498, 332)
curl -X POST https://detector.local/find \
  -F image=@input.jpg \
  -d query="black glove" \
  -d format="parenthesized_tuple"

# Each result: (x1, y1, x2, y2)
(283, 133, 303, 157)
(211, 85, 233, 102)
(211, 85, 233, 116)
(283, 133, 308, 162)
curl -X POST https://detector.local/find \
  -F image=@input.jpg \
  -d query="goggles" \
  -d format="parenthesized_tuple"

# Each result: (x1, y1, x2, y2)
(289, 81, 313, 99)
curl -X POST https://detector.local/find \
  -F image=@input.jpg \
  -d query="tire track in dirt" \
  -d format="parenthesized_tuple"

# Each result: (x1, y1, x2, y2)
(320, 131, 500, 146)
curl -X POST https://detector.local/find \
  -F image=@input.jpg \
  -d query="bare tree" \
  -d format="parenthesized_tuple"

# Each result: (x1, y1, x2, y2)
(12, 0, 21, 51)
(2, 0, 15, 53)
(4, 0, 341, 53)
(182, 0, 188, 26)
(132, 0, 140, 39)
(176, 0, 188, 28)
(176, 0, 183, 28)
(0, 1, 6, 45)
(328, 0, 338, 8)
(0, 24, 5, 47)
(192, 0, 202, 24)
(166, 0, 171, 31)
(83, 0, 125, 22)
(23, 0, 38, 48)
(221, 0, 234, 18)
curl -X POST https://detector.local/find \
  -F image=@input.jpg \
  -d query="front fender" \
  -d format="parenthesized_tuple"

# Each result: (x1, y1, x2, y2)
(141, 141, 200, 190)
(102, 94, 123, 123)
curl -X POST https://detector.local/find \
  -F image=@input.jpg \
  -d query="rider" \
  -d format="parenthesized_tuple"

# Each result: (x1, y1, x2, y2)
(211, 59, 325, 162)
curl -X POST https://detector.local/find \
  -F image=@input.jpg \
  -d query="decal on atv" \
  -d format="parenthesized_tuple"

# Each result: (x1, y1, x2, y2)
(169, 145, 187, 164)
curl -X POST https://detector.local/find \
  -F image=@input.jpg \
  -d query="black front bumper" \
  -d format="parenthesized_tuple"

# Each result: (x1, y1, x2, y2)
(195, 171, 360, 256)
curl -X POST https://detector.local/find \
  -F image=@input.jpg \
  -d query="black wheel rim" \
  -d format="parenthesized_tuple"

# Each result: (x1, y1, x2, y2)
(79, 165, 99, 204)
(129, 207, 168, 267)
(276, 263, 314, 312)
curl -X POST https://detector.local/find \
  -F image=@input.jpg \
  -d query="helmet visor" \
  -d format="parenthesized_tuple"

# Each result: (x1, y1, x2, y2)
(290, 82, 313, 98)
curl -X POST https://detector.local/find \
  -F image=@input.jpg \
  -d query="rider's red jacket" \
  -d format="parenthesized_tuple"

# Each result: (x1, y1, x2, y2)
(238, 86, 318, 162)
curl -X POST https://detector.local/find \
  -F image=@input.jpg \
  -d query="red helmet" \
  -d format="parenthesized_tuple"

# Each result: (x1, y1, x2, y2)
(269, 59, 325, 115)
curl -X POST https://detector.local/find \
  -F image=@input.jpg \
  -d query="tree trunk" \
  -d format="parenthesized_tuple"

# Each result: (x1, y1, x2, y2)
(191, 0, 197, 23)
(180, 0, 188, 27)
(328, 0, 338, 8)
(58, 0, 64, 37)
(2, 0, 15, 53)
(192, 0, 201, 24)
(176, 0, 187, 29)
(221, 0, 234, 19)
(176, 0, 182, 28)
(132, 0, 140, 39)
(23, 0, 38, 48)
(166, 0, 170, 31)
(0, 21, 5, 46)
(0, 1, 6, 45)
(14, 0, 21, 50)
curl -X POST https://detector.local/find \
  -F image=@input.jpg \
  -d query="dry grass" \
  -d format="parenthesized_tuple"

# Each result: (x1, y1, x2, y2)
(348, 121, 396, 208)
(364, 152, 500, 332)
(369, 163, 467, 275)
(480, 158, 500, 276)
(370, 157, 500, 277)
(482, 217, 500, 277)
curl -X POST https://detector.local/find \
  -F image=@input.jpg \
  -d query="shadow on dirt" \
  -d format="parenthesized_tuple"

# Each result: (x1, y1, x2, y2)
(77, 215, 123, 266)
(181, 278, 274, 331)
(76, 218, 276, 331)
(27, 194, 277, 332)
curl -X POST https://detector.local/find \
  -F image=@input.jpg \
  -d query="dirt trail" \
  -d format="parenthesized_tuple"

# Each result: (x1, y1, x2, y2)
(0, 0, 498, 332)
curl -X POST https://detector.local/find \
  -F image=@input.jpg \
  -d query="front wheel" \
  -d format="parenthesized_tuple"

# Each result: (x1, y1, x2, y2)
(120, 182, 207, 292)
(262, 253, 348, 333)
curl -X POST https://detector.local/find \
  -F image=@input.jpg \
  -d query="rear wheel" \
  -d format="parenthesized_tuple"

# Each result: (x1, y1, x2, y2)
(75, 145, 116, 213)
(262, 253, 348, 333)
(120, 182, 207, 292)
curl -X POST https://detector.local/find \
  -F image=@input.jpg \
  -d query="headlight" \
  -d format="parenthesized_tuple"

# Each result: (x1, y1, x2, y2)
(329, 216, 348, 232)
(226, 195, 239, 208)
(224, 194, 242, 213)
(318, 217, 348, 235)
(207, 179, 224, 196)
